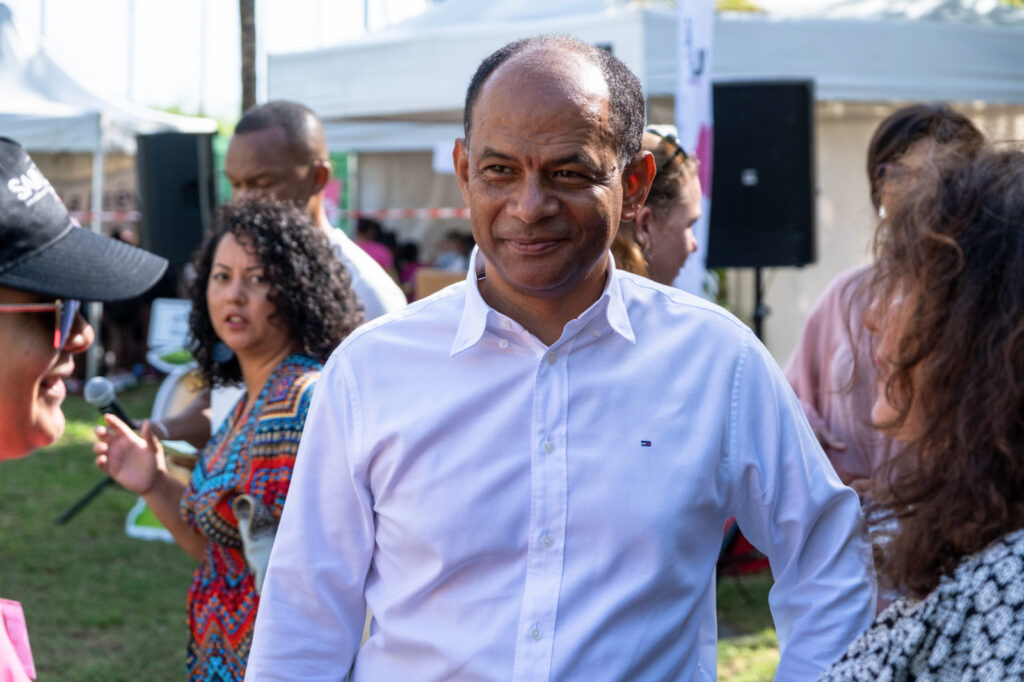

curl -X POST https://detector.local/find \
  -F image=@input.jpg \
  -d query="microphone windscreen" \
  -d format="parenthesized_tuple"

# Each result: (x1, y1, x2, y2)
(84, 376, 116, 407)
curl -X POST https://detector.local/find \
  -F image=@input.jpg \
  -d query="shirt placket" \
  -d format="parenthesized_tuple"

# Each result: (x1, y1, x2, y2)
(511, 339, 571, 681)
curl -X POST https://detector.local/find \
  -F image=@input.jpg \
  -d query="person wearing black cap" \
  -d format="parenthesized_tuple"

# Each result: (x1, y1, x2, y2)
(0, 137, 168, 462)
(0, 138, 166, 678)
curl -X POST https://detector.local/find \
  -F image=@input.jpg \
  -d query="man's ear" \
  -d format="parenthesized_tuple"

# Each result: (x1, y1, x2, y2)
(620, 151, 655, 223)
(453, 138, 471, 205)
(311, 159, 331, 192)
(634, 205, 654, 252)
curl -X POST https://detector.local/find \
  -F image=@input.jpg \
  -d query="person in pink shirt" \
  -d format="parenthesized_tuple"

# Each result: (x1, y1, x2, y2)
(0, 138, 166, 680)
(354, 218, 397, 274)
(786, 104, 985, 491)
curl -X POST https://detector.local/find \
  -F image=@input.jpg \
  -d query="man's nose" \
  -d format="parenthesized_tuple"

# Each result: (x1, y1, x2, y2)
(507, 176, 558, 224)
(233, 186, 255, 201)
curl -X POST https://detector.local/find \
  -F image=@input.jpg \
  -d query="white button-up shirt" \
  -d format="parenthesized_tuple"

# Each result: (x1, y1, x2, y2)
(326, 226, 407, 320)
(247, 252, 875, 681)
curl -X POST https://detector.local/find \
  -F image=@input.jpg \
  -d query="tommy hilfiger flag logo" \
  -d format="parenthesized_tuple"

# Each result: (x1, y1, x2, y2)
(640, 440, 652, 447)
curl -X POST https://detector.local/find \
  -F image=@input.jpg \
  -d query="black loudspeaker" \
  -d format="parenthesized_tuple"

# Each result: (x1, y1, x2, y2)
(706, 81, 815, 268)
(136, 132, 215, 272)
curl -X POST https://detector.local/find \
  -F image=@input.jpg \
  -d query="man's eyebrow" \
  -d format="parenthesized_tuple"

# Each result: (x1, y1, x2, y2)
(551, 153, 603, 173)
(478, 148, 606, 174)
(223, 169, 274, 182)
(478, 147, 514, 161)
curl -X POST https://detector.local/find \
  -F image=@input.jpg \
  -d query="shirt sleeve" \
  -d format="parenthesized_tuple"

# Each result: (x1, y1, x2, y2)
(783, 280, 836, 436)
(246, 352, 374, 681)
(728, 333, 876, 680)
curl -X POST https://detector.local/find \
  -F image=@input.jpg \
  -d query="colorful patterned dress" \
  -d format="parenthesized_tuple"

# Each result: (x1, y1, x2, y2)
(180, 353, 321, 681)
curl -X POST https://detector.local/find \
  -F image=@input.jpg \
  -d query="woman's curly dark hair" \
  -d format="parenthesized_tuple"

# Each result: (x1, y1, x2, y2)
(188, 199, 364, 387)
(864, 145, 1024, 598)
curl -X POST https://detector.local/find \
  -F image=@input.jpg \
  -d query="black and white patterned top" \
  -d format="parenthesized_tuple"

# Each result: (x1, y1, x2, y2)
(821, 527, 1024, 681)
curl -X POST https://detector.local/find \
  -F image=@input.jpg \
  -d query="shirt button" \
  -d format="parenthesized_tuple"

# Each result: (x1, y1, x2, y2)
(591, 330, 600, 339)
(498, 339, 509, 349)
(531, 627, 542, 640)
(543, 440, 554, 454)
(546, 352, 556, 365)
(542, 535, 554, 548)
(501, 319, 512, 330)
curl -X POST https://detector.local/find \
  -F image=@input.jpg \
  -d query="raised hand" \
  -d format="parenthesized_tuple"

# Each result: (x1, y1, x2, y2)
(93, 414, 167, 496)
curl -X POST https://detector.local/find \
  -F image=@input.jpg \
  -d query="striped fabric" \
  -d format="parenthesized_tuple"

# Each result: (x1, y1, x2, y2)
(180, 353, 321, 681)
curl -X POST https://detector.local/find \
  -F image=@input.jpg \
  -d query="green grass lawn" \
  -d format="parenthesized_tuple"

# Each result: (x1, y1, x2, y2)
(0, 381, 193, 681)
(0, 382, 777, 680)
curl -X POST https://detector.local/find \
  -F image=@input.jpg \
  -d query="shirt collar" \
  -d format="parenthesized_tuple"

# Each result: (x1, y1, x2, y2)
(450, 247, 636, 356)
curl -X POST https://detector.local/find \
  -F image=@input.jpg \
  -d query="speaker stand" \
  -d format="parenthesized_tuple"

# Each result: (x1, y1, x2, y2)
(753, 267, 771, 341)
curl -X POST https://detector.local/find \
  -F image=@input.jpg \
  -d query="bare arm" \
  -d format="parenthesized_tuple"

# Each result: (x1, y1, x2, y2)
(94, 415, 208, 561)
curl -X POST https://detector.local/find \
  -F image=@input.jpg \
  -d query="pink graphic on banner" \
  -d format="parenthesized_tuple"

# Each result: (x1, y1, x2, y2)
(324, 178, 343, 226)
(695, 124, 713, 197)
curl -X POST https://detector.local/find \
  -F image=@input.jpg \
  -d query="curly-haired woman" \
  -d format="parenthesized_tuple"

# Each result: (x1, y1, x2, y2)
(93, 199, 363, 681)
(822, 146, 1024, 679)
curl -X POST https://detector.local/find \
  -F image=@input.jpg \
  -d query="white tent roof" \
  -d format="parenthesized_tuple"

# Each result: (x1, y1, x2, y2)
(0, 3, 216, 154)
(267, 0, 1024, 152)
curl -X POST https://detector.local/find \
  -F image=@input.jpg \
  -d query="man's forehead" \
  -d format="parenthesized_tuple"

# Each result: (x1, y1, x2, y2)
(487, 47, 608, 105)
(470, 48, 614, 152)
(226, 127, 301, 167)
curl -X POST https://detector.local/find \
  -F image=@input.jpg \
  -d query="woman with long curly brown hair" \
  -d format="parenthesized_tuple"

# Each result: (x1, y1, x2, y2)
(93, 198, 363, 681)
(823, 146, 1024, 679)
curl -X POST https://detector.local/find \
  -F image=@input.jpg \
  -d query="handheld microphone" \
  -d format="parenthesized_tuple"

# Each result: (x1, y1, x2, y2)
(84, 376, 140, 430)
(59, 377, 147, 525)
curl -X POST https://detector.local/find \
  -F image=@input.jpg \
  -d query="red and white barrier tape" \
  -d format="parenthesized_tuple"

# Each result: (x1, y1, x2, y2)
(69, 210, 141, 222)
(67, 207, 468, 223)
(340, 207, 469, 220)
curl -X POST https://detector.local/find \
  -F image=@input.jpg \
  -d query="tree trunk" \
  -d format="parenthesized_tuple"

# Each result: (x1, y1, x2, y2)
(239, 0, 256, 113)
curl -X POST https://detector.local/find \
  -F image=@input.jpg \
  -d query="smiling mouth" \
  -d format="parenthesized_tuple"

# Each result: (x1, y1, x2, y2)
(506, 238, 563, 253)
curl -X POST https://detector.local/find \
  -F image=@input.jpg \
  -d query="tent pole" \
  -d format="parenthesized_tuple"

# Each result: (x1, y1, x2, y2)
(84, 118, 106, 381)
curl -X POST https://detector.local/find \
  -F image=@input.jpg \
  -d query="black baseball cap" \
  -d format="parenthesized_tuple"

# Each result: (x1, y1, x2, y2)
(0, 137, 168, 302)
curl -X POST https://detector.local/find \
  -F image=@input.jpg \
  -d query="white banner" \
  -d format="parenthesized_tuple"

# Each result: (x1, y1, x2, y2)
(673, 0, 715, 298)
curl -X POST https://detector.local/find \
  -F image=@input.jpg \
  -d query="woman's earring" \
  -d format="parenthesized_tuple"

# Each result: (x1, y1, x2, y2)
(213, 341, 234, 363)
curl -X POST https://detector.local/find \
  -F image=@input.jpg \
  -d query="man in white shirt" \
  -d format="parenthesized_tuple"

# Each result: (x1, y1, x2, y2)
(246, 37, 874, 681)
(159, 101, 407, 441)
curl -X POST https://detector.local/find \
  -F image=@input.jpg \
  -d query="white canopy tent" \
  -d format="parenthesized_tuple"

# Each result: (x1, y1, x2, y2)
(0, 4, 216, 154)
(267, 0, 1024, 359)
(270, 0, 1024, 150)
(0, 3, 216, 375)
(1, 2, 215, 230)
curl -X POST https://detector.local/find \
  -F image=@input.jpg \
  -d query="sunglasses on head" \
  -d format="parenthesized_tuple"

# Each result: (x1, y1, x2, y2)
(0, 298, 82, 351)
(645, 127, 690, 174)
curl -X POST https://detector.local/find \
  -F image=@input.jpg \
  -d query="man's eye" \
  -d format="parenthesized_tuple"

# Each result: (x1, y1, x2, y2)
(554, 169, 594, 184)
(483, 165, 513, 176)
